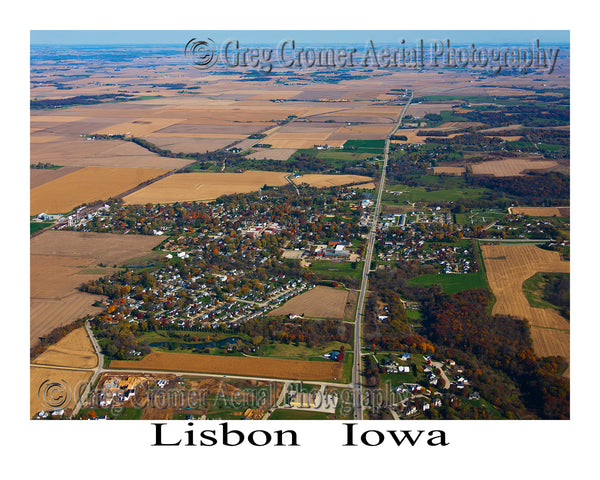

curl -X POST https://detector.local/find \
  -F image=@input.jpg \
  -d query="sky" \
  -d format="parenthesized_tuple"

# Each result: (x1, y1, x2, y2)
(30, 30, 570, 46)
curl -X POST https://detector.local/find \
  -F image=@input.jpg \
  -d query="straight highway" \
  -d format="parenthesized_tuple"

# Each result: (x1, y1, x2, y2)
(351, 92, 413, 420)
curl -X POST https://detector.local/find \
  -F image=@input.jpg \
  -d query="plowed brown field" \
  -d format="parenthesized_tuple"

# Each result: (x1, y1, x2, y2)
(471, 158, 559, 177)
(269, 286, 349, 319)
(481, 244, 570, 362)
(110, 352, 342, 381)
(509, 206, 570, 217)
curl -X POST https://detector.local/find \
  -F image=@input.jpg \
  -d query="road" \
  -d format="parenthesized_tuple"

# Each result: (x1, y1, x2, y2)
(70, 321, 104, 418)
(351, 92, 413, 420)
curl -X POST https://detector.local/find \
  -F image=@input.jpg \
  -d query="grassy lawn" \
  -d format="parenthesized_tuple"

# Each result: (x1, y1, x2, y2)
(457, 208, 508, 226)
(309, 259, 364, 282)
(408, 271, 488, 294)
(77, 407, 144, 420)
(259, 340, 349, 360)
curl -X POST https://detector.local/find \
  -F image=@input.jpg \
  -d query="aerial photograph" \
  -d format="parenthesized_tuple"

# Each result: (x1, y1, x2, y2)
(29, 29, 571, 425)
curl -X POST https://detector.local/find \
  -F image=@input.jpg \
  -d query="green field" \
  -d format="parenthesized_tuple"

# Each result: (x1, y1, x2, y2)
(259, 340, 350, 360)
(454, 208, 507, 226)
(408, 271, 488, 294)
(30, 221, 54, 234)
(383, 184, 489, 203)
(342, 139, 386, 154)
(309, 259, 364, 282)
(268, 408, 330, 420)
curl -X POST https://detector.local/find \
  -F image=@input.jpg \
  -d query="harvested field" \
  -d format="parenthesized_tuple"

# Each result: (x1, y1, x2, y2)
(31, 137, 193, 169)
(406, 103, 457, 117)
(154, 123, 264, 136)
(30, 295, 105, 347)
(30, 166, 171, 215)
(471, 158, 559, 177)
(349, 182, 376, 189)
(32, 327, 97, 369)
(30, 135, 63, 143)
(481, 244, 570, 360)
(433, 166, 466, 175)
(30, 366, 93, 418)
(391, 130, 425, 144)
(269, 286, 349, 319)
(31, 231, 164, 346)
(295, 174, 373, 188)
(143, 136, 237, 153)
(31, 230, 165, 264)
(245, 148, 297, 160)
(110, 352, 343, 381)
(328, 124, 392, 141)
(123, 171, 291, 204)
(509, 206, 570, 217)
(264, 131, 338, 149)
(91, 118, 183, 136)
(30, 166, 83, 189)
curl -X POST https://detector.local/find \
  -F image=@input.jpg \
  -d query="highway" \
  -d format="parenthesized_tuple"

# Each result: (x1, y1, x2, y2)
(351, 92, 413, 420)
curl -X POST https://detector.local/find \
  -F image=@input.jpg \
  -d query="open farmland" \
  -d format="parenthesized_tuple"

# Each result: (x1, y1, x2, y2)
(470, 158, 559, 177)
(481, 244, 570, 361)
(269, 286, 349, 319)
(31, 231, 164, 346)
(432, 166, 466, 175)
(295, 174, 373, 188)
(245, 147, 297, 161)
(30, 137, 194, 169)
(123, 171, 290, 204)
(30, 166, 83, 189)
(32, 327, 97, 369)
(30, 166, 171, 215)
(110, 352, 343, 381)
(509, 206, 570, 217)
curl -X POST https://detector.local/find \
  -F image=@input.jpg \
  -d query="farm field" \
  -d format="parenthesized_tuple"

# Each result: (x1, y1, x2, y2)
(432, 166, 466, 175)
(30, 166, 83, 189)
(481, 244, 570, 362)
(30, 136, 194, 169)
(110, 352, 343, 381)
(245, 147, 297, 160)
(269, 286, 349, 319)
(31, 327, 97, 369)
(31, 231, 164, 346)
(510, 206, 570, 217)
(30, 366, 93, 418)
(470, 158, 559, 177)
(123, 171, 290, 204)
(407, 271, 488, 295)
(295, 174, 373, 188)
(30, 166, 171, 215)
(31, 230, 165, 263)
